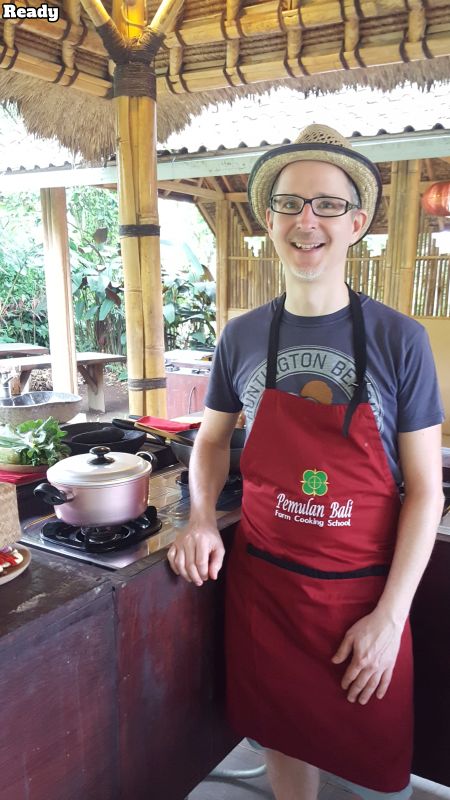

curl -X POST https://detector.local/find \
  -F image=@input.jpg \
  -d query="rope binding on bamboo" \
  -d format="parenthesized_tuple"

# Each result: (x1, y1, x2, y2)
(119, 224, 161, 237)
(94, 19, 164, 98)
(128, 378, 167, 390)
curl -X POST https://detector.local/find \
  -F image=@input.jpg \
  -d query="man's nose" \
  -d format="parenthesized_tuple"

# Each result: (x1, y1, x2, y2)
(294, 201, 317, 225)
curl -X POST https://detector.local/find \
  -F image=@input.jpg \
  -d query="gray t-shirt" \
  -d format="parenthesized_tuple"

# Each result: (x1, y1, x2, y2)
(205, 294, 444, 484)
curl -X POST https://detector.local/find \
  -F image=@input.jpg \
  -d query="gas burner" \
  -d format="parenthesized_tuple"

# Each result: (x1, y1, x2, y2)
(176, 470, 243, 510)
(176, 469, 242, 494)
(41, 506, 162, 553)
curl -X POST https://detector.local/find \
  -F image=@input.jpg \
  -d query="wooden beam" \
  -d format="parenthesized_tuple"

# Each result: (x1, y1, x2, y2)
(425, 159, 445, 232)
(157, 180, 221, 200)
(216, 200, 229, 335)
(40, 187, 78, 394)
(226, 192, 248, 202)
(206, 176, 225, 199)
(197, 203, 216, 235)
(233, 202, 253, 235)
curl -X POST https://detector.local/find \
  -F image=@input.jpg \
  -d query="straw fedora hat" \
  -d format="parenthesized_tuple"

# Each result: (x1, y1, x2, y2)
(248, 124, 382, 242)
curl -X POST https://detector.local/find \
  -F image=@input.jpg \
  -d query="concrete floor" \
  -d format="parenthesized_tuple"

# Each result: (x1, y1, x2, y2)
(187, 741, 450, 800)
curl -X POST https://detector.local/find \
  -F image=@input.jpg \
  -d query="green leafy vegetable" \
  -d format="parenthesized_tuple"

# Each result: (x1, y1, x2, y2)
(0, 417, 70, 466)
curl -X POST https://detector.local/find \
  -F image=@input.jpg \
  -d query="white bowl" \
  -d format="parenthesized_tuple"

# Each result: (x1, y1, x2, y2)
(0, 392, 82, 425)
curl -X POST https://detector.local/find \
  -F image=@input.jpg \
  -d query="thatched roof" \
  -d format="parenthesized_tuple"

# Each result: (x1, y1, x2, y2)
(1, 0, 450, 159)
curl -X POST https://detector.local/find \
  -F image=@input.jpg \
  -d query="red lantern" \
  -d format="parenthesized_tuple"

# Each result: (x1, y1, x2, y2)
(421, 182, 450, 216)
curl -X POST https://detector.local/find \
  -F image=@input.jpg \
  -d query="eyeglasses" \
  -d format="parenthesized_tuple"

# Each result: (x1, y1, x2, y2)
(270, 194, 360, 217)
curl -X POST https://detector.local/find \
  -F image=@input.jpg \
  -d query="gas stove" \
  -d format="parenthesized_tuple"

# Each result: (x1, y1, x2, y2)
(19, 466, 242, 570)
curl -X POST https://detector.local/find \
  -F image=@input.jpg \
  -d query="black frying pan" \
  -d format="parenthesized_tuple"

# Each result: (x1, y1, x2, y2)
(170, 427, 246, 474)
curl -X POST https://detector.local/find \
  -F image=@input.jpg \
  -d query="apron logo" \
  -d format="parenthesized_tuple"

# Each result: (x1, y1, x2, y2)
(301, 469, 328, 497)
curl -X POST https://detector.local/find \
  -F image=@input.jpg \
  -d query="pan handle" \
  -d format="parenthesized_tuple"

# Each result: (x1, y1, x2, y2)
(112, 418, 167, 446)
(34, 482, 73, 506)
(111, 418, 137, 431)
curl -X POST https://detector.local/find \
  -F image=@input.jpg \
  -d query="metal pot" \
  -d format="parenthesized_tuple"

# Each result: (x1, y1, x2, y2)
(34, 446, 156, 527)
(170, 427, 246, 475)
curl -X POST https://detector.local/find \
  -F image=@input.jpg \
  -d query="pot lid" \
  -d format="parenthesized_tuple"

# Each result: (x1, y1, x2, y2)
(46, 447, 151, 486)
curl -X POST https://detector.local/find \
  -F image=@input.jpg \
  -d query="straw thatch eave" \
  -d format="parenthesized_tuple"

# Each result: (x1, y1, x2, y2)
(2, 57, 450, 161)
(1, 0, 450, 159)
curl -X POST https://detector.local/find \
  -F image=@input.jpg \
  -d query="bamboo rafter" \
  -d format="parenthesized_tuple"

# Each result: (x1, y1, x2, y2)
(1, 0, 449, 102)
(162, 0, 450, 48)
(2, 32, 449, 101)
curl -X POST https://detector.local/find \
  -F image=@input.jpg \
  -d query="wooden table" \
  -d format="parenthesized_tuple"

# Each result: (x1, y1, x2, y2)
(0, 351, 126, 412)
(0, 343, 49, 358)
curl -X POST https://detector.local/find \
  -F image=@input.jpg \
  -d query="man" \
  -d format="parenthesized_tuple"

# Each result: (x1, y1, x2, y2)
(167, 124, 444, 800)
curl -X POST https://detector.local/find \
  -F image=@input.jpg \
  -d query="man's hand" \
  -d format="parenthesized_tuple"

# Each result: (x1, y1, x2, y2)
(331, 608, 403, 705)
(167, 522, 225, 587)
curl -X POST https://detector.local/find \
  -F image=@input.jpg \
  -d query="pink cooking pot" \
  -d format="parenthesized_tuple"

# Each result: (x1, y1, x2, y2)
(34, 446, 157, 527)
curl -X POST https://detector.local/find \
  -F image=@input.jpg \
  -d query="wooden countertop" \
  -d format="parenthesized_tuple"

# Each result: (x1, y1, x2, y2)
(0, 549, 110, 643)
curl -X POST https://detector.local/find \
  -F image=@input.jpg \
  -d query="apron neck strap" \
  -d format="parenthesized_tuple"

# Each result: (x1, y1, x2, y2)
(342, 284, 368, 437)
(265, 286, 368, 438)
(265, 292, 286, 390)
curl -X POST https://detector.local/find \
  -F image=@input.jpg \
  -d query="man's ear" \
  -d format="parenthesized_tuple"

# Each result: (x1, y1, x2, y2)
(350, 209, 368, 244)
(266, 207, 274, 239)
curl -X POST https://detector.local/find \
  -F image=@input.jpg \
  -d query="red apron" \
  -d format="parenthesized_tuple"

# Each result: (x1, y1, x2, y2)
(226, 289, 413, 792)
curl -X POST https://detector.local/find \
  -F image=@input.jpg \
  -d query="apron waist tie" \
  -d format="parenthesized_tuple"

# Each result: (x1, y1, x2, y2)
(247, 543, 390, 580)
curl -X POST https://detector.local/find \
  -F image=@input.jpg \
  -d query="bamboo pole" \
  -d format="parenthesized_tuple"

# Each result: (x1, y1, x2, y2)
(385, 160, 421, 314)
(398, 161, 421, 315)
(80, 0, 184, 416)
(115, 0, 162, 415)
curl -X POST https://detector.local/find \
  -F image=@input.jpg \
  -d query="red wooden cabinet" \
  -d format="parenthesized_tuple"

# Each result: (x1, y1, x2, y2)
(165, 369, 210, 418)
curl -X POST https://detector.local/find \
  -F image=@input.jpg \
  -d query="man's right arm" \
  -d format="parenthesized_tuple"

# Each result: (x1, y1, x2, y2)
(167, 407, 240, 586)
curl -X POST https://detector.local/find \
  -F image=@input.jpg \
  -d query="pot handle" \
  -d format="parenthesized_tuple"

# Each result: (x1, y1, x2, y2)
(136, 450, 158, 471)
(34, 482, 72, 506)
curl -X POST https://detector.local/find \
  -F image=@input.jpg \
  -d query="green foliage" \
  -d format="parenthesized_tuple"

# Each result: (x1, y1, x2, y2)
(0, 187, 216, 359)
(162, 273, 216, 350)
(161, 236, 216, 350)
(0, 191, 48, 345)
(0, 416, 71, 466)
(67, 187, 125, 353)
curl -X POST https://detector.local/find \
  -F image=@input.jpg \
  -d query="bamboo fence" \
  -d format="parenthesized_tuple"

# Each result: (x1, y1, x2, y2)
(225, 205, 449, 318)
(228, 221, 284, 313)
(412, 213, 450, 316)
(345, 242, 385, 303)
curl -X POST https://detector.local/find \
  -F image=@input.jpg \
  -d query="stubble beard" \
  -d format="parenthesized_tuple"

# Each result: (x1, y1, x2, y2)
(289, 261, 327, 283)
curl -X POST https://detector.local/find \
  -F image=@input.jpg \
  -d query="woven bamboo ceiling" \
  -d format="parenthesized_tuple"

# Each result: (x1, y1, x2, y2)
(1, 0, 450, 159)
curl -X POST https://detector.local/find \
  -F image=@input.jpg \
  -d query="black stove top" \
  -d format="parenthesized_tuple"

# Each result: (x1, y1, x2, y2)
(176, 470, 243, 502)
(18, 466, 243, 570)
(40, 506, 162, 554)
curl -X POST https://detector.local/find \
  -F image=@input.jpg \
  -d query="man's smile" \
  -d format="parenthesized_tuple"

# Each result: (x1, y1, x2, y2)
(290, 242, 325, 250)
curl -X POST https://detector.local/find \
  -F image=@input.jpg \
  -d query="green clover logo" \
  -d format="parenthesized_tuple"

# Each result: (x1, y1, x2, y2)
(301, 469, 329, 497)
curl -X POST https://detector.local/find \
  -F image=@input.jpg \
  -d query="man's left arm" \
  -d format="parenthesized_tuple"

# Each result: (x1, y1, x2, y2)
(332, 424, 444, 704)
